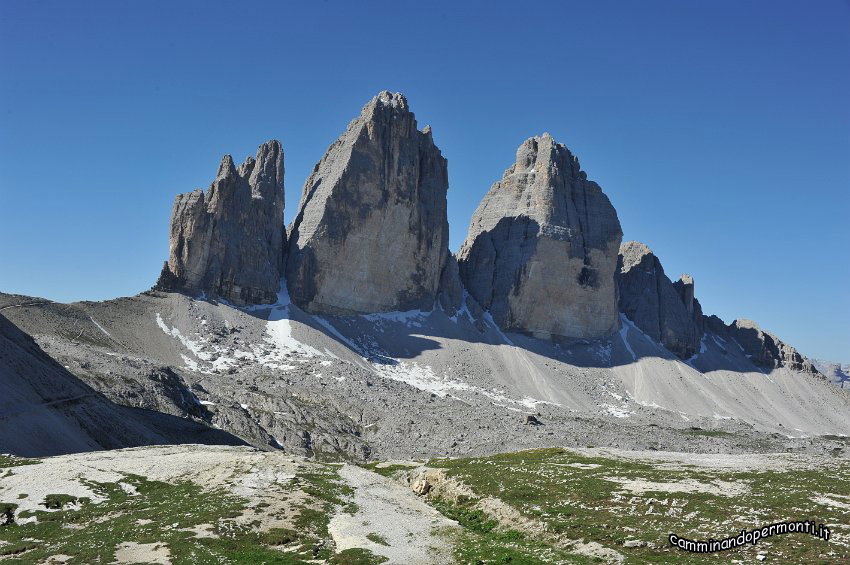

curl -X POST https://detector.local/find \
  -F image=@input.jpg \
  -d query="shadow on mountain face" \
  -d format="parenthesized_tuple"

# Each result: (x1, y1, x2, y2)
(312, 305, 786, 377)
(0, 287, 780, 391)
(0, 312, 245, 458)
(457, 215, 541, 327)
(177, 286, 768, 376)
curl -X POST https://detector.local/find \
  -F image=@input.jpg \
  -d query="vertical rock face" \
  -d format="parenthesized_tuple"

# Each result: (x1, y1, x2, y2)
(619, 244, 817, 372)
(286, 91, 450, 314)
(156, 140, 285, 305)
(714, 318, 818, 374)
(617, 241, 702, 359)
(672, 273, 705, 336)
(457, 133, 622, 339)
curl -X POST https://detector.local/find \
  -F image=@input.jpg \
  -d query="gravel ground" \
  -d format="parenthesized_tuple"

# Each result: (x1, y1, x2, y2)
(329, 464, 460, 563)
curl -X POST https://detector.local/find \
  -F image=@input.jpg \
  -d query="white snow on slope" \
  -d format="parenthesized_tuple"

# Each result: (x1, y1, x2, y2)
(156, 313, 212, 361)
(265, 290, 324, 361)
(619, 315, 636, 361)
(447, 292, 474, 324)
(362, 309, 427, 329)
(155, 285, 329, 373)
(89, 316, 113, 339)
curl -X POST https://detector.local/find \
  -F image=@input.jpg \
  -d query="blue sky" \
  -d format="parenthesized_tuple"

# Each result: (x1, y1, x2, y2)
(1, 0, 847, 361)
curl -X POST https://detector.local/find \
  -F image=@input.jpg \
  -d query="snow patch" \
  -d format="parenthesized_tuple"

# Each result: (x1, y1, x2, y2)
(601, 403, 632, 418)
(618, 315, 636, 361)
(156, 313, 212, 361)
(266, 298, 324, 360)
(180, 354, 200, 372)
(89, 316, 112, 339)
(362, 309, 427, 329)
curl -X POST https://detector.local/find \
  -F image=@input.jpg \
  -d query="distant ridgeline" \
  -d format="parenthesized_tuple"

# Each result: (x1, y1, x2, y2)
(154, 91, 817, 375)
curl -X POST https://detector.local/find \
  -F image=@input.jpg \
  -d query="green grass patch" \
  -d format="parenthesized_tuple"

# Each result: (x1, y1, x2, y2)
(329, 547, 389, 564)
(43, 494, 85, 510)
(426, 448, 850, 563)
(343, 501, 360, 515)
(0, 455, 39, 469)
(0, 466, 387, 564)
(365, 532, 390, 546)
(1, 502, 18, 526)
(360, 462, 418, 478)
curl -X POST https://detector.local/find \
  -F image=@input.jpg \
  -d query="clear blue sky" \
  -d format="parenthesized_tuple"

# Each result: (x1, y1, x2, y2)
(1, 1, 847, 361)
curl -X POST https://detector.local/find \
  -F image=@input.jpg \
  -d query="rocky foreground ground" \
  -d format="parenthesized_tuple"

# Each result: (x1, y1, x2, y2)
(1, 445, 848, 564)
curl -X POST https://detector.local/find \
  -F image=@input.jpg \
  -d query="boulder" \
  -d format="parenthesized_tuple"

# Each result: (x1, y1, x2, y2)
(156, 140, 285, 305)
(617, 241, 702, 359)
(286, 91, 450, 314)
(523, 414, 542, 426)
(457, 133, 622, 340)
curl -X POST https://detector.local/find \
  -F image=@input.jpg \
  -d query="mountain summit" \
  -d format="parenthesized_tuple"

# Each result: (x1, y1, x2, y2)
(156, 140, 285, 305)
(286, 91, 451, 315)
(457, 133, 622, 339)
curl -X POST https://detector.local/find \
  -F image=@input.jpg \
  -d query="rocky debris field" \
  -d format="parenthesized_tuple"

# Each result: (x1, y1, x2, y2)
(3, 288, 849, 464)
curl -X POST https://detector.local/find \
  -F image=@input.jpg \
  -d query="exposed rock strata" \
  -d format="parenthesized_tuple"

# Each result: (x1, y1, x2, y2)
(704, 316, 818, 374)
(457, 133, 622, 339)
(156, 140, 285, 305)
(286, 91, 450, 314)
(617, 241, 702, 359)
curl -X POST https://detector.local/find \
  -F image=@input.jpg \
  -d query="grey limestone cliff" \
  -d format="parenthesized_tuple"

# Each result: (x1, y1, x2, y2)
(617, 241, 703, 359)
(457, 133, 622, 340)
(156, 140, 285, 305)
(704, 315, 818, 374)
(286, 91, 450, 314)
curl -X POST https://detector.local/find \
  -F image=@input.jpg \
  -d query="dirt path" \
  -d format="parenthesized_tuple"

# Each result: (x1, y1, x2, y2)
(329, 464, 460, 564)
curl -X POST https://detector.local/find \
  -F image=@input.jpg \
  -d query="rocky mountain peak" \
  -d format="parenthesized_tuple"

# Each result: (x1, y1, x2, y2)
(509, 132, 586, 186)
(617, 241, 703, 359)
(155, 140, 285, 305)
(286, 92, 450, 314)
(371, 90, 409, 111)
(619, 241, 654, 272)
(457, 134, 622, 340)
(724, 318, 818, 374)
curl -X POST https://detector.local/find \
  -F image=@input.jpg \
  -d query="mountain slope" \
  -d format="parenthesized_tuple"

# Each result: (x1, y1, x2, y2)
(0, 306, 243, 457)
(2, 289, 847, 461)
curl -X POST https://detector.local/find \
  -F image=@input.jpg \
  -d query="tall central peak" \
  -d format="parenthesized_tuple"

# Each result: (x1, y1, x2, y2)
(457, 133, 623, 340)
(285, 91, 450, 314)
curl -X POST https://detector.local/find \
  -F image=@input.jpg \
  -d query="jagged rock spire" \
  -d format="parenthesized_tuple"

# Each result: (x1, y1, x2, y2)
(617, 241, 703, 359)
(156, 140, 285, 305)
